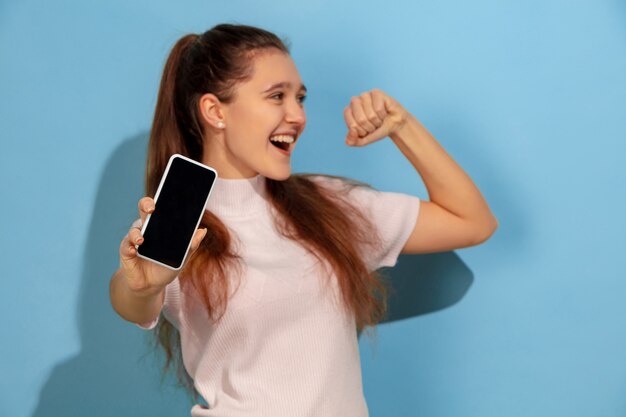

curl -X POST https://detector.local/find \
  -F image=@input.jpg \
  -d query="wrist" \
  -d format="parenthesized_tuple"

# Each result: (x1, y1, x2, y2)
(118, 270, 165, 299)
(128, 282, 165, 299)
(389, 113, 419, 143)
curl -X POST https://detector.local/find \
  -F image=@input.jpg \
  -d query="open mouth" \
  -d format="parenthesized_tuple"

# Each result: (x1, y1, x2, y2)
(270, 140, 290, 151)
(269, 134, 295, 152)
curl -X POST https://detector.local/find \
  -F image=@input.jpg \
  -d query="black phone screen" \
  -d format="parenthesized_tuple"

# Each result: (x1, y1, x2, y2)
(138, 155, 217, 269)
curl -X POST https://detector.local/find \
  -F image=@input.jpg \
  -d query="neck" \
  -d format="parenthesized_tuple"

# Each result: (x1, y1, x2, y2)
(201, 135, 259, 179)
(206, 174, 268, 217)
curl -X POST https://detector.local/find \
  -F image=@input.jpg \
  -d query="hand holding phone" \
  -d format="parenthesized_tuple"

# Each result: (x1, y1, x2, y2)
(118, 154, 217, 293)
(120, 197, 207, 295)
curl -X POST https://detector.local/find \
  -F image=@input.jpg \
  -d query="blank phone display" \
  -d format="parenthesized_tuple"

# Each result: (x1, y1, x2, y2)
(138, 157, 216, 269)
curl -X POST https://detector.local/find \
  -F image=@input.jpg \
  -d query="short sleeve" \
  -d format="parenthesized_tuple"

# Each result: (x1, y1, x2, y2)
(310, 175, 421, 270)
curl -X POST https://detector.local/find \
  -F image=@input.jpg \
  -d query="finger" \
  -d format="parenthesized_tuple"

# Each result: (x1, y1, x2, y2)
(120, 234, 137, 261)
(370, 89, 388, 121)
(128, 226, 144, 246)
(189, 228, 208, 254)
(360, 92, 384, 128)
(350, 96, 378, 134)
(138, 197, 155, 226)
(343, 107, 367, 140)
(355, 124, 388, 146)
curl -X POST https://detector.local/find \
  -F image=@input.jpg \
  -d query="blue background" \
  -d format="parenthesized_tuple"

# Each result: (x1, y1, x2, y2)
(2, 0, 625, 416)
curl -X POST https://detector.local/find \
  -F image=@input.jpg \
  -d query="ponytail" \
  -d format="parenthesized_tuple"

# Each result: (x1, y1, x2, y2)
(145, 34, 200, 197)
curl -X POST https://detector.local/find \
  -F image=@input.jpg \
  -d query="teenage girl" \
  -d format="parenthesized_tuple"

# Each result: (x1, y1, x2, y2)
(109, 23, 497, 417)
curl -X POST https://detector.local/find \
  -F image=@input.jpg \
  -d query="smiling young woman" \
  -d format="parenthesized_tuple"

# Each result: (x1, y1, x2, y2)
(109, 23, 497, 417)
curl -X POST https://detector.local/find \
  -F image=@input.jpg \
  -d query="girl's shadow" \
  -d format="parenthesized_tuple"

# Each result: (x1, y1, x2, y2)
(31, 133, 191, 417)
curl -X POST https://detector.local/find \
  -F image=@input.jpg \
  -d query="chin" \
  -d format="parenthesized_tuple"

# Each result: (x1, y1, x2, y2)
(265, 167, 291, 181)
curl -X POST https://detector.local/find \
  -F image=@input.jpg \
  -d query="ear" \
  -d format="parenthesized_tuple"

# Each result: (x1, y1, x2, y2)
(198, 93, 226, 129)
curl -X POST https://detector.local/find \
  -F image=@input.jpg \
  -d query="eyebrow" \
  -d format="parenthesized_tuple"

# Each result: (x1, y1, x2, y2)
(262, 82, 307, 93)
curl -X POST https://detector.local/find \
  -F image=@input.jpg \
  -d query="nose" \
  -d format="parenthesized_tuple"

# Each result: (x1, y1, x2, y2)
(285, 99, 306, 126)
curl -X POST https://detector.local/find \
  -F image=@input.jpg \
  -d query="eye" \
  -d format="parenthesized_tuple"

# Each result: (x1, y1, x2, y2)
(269, 92, 306, 104)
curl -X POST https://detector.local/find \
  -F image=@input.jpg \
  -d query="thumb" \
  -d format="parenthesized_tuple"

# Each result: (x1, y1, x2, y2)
(189, 228, 208, 253)
(348, 124, 389, 147)
(345, 128, 360, 145)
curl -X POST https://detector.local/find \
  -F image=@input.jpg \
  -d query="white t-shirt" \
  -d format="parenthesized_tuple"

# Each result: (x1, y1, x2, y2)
(138, 174, 420, 417)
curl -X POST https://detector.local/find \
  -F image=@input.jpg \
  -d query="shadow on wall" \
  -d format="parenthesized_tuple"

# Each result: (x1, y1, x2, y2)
(381, 252, 472, 325)
(31, 133, 472, 416)
(31, 133, 190, 417)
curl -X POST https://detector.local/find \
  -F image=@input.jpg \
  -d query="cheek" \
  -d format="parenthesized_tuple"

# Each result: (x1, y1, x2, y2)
(230, 108, 266, 138)
(244, 105, 277, 128)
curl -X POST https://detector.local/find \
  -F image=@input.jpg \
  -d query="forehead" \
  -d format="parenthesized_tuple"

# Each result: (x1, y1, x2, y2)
(244, 50, 303, 89)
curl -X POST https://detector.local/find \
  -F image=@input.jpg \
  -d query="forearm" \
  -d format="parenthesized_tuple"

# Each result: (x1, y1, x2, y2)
(109, 268, 165, 324)
(390, 115, 497, 231)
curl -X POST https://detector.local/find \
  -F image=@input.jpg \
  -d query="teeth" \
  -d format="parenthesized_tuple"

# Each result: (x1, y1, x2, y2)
(269, 135, 295, 143)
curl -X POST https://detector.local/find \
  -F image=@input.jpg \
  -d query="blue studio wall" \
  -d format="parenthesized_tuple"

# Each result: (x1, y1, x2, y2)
(1, 0, 625, 416)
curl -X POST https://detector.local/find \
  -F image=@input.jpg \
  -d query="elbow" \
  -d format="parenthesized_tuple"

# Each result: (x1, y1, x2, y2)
(472, 215, 499, 245)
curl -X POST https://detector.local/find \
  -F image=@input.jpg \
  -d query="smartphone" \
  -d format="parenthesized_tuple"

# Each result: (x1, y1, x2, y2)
(137, 154, 218, 270)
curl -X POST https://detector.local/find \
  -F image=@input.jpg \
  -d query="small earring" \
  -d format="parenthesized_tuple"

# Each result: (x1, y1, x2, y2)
(217, 122, 225, 129)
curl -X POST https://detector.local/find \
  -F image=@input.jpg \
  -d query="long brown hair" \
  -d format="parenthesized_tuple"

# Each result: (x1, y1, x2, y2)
(146, 24, 391, 397)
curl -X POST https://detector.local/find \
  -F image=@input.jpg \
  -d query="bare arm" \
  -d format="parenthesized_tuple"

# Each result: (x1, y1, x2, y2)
(390, 114, 498, 253)
(344, 89, 498, 253)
